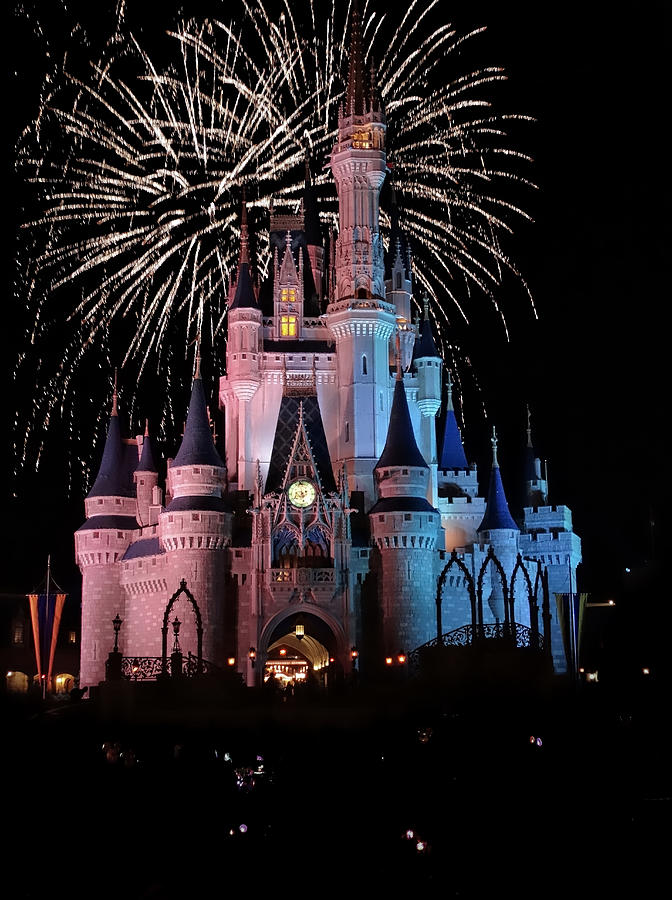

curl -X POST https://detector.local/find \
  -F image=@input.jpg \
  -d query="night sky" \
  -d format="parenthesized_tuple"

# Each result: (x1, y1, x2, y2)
(3, 1, 666, 624)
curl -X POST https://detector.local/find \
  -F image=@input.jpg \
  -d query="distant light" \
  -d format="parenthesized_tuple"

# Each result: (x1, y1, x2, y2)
(397, 653, 407, 665)
(227, 657, 236, 667)
(536, 737, 543, 748)
(7, 672, 13, 677)
(579, 668, 585, 673)
(608, 599, 615, 606)
(329, 657, 335, 663)
(385, 657, 393, 666)
(405, 829, 415, 840)
(625, 567, 631, 573)
(642, 668, 650, 675)
(529, 736, 536, 744)
(279, 648, 287, 656)
(416, 841, 426, 852)
(239, 824, 248, 833)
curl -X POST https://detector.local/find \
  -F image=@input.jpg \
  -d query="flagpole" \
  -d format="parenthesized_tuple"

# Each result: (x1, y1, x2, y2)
(43, 555, 51, 700)
(568, 558, 577, 684)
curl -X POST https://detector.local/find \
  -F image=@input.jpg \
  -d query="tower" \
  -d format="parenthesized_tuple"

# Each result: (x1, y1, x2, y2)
(158, 355, 231, 664)
(436, 372, 486, 550)
(75, 382, 136, 687)
(413, 296, 442, 504)
(477, 429, 520, 625)
(225, 201, 263, 491)
(326, 4, 397, 502)
(368, 351, 441, 656)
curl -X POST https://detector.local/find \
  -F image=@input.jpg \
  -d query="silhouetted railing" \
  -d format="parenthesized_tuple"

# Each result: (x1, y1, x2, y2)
(408, 622, 544, 669)
(120, 652, 224, 681)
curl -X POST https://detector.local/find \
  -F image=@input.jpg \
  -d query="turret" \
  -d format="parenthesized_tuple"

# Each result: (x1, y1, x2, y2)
(159, 357, 231, 665)
(524, 406, 548, 506)
(76, 378, 137, 689)
(226, 200, 263, 490)
(435, 372, 486, 550)
(303, 157, 324, 305)
(384, 181, 414, 368)
(134, 421, 160, 527)
(413, 297, 442, 503)
(369, 351, 440, 657)
(274, 231, 304, 339)
(478, 429, 519, 624)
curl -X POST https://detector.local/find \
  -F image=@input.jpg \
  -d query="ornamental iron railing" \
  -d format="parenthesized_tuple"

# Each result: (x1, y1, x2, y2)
(407, 622, 544, 670)
(120, 652, 224, 681)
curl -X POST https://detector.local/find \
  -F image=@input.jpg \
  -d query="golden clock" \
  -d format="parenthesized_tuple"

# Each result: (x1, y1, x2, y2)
(288, 480, 316, 508)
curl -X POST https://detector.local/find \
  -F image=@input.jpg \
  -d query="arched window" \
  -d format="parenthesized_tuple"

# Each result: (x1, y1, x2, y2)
(396, 272, 402, 289)
(362, 355, 367, 375)
(280, 315, 298, 337)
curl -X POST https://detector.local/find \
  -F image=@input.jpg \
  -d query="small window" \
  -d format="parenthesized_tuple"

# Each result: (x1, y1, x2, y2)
(97, 499, 103, 505)
(115, 498, 121, 505)
(379, 392, 383, 412)
(345, 422, 350, 443)
(193, 467, 200, 474)
(93, 532, 100, 539)
(362, 355, 367, 375)
(404, 514, 412, 521)
(117, 531, 124, 539)
(378, 515, 384, 522)
(280, 315, 298, 337)
(139, 479, 145, 486)
(69, 631, 77, 644)
(281, 288, 296, 304)
(12, 623, 24, 645)
(192, 513, 200, 522)
(168, 515, 174, 524)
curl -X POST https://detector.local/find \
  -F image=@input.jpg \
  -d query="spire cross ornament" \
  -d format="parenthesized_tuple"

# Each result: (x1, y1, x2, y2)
(240, 190, 250, 264)
(491, 426, 499, 467)
(112, 367, 118, 416)
(527, 404, 533, 447)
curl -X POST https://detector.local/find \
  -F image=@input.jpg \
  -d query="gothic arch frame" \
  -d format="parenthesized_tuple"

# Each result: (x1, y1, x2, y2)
(258, 604, 347, 669)
(477, 545, 510, 627)
(161, 579, 203, 675)
(436, 550, 477, 641)
(509, 553, 539, 637)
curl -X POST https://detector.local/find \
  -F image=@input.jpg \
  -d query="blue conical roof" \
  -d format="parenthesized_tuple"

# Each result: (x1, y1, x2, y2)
(440, 374, 468, 469)
(414, 310, 439, 360)
(171, 375, 224, 468)
(375, 377, 427, 470)
(87, 402, 135, 498)
(478, 437, 518, 532)
(137, 425, 157, 473)
(229, 260, 259, 310)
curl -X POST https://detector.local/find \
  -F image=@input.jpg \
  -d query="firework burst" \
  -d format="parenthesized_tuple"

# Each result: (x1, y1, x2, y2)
(13, 0, 534, 490)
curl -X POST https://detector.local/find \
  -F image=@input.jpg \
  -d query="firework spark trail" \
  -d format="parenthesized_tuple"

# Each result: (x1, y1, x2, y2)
(14, 0, 535, 489)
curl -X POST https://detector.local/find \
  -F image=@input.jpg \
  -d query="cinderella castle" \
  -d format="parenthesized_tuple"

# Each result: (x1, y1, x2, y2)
(75, 9, 581, 691)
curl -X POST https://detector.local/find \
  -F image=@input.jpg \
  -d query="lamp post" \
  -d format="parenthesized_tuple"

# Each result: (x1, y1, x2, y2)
(106, 613, 123, 681)
(248, 647, 257, 668)
(112, 614, 122, 653)
(170, 616, 183, 678)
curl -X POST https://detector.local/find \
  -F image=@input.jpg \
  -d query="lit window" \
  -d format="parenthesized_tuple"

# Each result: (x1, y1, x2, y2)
(280, 315, 298, 337)
(12, 623, 24, 645)
(69, 631, 77, 644)
(281, 288, 296, 304)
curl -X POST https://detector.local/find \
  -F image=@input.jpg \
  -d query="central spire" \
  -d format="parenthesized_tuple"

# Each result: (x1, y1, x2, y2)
(346, 0, 366, 116)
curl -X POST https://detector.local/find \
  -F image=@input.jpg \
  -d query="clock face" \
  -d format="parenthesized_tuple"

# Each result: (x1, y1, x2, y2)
(288, 480, 316, 508)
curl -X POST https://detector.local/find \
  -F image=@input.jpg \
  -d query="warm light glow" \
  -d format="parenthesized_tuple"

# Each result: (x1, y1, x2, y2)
(608, 599, 615, 606)
(642, 668, 650, 675)
(385, 657, 393, 666)
(397, 654, 406, 665)
(227, 657, 236, 666)
(279, 648, 287, 656)
(280, 314, 298, 337)
(280, 288, 296, 304)
(295, 623, 305, 640)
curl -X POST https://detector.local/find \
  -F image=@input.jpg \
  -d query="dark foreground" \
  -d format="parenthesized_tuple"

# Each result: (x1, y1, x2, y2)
(3, 675, 669, 899)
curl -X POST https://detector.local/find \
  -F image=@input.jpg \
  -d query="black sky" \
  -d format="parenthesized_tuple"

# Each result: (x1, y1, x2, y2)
(4, 1, 667, 605)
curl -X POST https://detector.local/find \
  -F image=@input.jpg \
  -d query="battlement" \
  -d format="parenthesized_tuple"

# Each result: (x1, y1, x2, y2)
(523, 504, 573, 532)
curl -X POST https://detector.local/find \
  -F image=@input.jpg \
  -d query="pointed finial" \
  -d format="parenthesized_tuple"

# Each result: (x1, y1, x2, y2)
(423, 294, 430, 320)
(112, 368, 118, 416)
(446, 370, 454, 411)
(526, 404, 533, 447)
(144, 418, 149, 437)
(285, 229, 292, 251)
(346, 0, 365, 116)
(239, 191, 250, 264)
(491, 426, 499, 468)
(194, 332, 201, 380)
(395, 332, 402, 381)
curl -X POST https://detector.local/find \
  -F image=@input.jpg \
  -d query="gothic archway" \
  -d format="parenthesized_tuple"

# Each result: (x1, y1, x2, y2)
(161, 579, 203, 676)
(436, 550, 477, 642)
(477, 546, 510, 630)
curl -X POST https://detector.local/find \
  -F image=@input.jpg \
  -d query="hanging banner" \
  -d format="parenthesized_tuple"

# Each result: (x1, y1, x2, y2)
(555, 592, 588, 670)
(27, 593, 67, 683)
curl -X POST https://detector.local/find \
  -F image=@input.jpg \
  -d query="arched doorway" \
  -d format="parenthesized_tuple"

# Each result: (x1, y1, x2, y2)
(260, 609, 344, 689)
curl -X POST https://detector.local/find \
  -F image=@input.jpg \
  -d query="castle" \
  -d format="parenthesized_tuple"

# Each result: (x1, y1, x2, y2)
(75, 10, 581, 690)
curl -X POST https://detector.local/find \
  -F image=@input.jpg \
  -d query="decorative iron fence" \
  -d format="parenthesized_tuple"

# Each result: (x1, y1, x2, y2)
(120, 653, 224, 681)
(408, 622, 544, 670)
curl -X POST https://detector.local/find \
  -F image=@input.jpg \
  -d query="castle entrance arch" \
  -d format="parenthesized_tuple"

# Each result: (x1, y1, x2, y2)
(259, 608, 346, 688)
